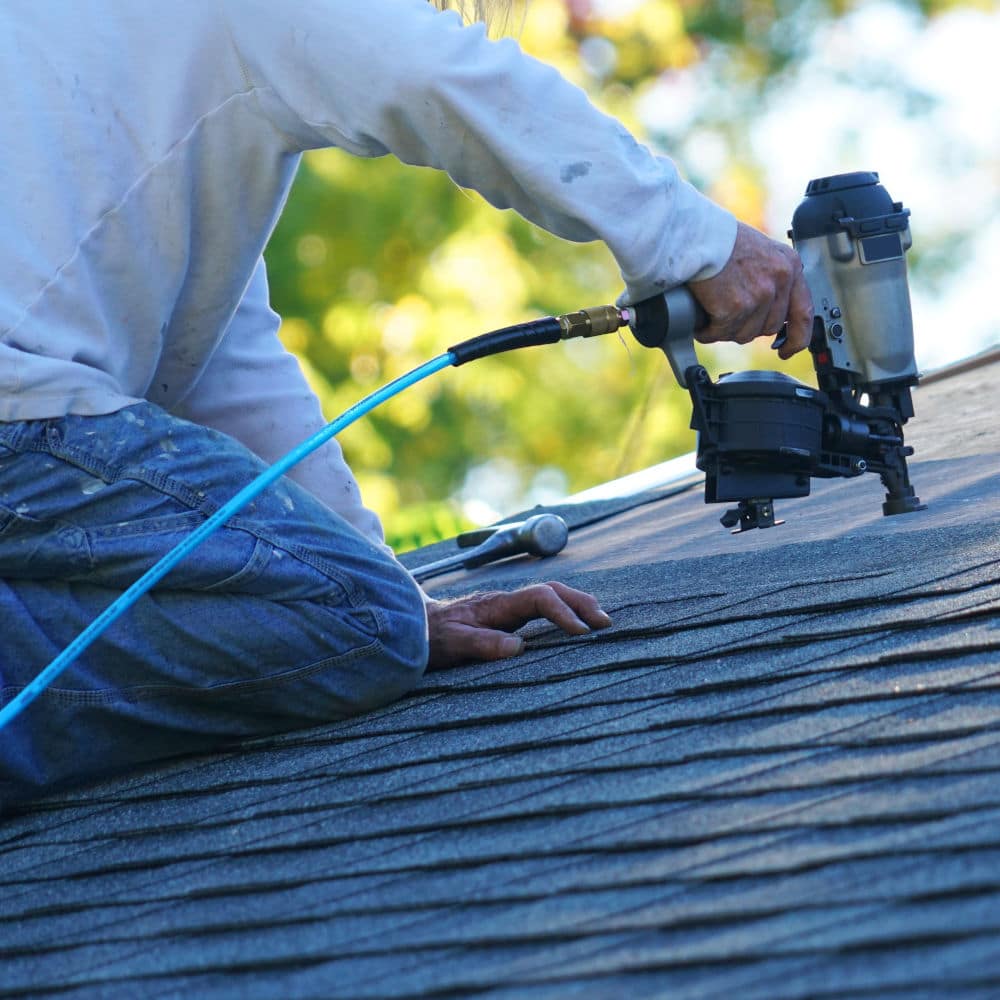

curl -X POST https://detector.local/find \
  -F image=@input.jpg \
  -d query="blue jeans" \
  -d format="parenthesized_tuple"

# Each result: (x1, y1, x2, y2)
(0, 403, 428, 807)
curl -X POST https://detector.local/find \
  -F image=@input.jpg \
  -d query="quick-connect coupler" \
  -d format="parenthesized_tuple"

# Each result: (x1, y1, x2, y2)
(557, 304, 627, 340)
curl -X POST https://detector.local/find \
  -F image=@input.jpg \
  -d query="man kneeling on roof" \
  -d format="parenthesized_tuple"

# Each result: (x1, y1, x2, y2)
(0, 0, 810, 801)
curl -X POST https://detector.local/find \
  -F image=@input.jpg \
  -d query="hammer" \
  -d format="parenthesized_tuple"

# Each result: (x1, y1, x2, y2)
(411, 513, 569, 583)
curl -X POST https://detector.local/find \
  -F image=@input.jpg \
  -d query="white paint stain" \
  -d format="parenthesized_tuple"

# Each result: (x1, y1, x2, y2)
(81, 476, 107, 495)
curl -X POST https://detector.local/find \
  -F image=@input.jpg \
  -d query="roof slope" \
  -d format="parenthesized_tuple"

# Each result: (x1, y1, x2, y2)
(1, 355, 998, 999)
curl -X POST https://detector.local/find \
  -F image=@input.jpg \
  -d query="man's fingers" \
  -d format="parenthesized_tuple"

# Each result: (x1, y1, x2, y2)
(779, 270, 814, 358)
(424, 583, 613, 670)
(699, 304, 770, 347)
(733, 296, 777, 345)
(762, 283, 793, 344)
(544, 581, 613, 630)
(427, 620, 524, 670)
(451, 622, 525, 661)
(488, 585, 590, 635)
(694, 284, 778, 346)
(481, 582, 611, 635)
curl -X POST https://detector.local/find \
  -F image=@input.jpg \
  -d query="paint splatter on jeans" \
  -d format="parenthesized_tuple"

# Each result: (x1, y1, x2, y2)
(0, 402, 428, 806)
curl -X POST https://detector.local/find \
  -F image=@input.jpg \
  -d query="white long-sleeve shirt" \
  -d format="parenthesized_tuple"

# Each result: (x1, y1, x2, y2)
(0, 0, 736, 545)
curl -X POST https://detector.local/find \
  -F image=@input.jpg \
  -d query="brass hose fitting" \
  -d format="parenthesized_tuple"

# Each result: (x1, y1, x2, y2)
(557, 304, 626, 340)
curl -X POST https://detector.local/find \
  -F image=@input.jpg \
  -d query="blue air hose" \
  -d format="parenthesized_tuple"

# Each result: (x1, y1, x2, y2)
(0, 353, 455, 732)
(0, 302, 627, 733)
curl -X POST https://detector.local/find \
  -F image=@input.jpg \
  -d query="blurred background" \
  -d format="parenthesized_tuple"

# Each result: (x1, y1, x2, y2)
(264, 0, 999, 551)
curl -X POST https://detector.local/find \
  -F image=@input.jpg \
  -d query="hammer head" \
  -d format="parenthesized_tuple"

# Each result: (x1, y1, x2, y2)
(466, 513, 569, 566)
(509, 513, 569, 557)
(458, 513, 567, 551)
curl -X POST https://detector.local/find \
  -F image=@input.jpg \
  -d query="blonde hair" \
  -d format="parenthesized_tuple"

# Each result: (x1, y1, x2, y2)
(430, 1, 516, 28)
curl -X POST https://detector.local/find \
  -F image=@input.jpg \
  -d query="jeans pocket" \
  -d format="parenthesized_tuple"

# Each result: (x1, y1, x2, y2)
(86, 513, 272, 593)
(199, 534, 273, 593)
(0, 504, 92, 579)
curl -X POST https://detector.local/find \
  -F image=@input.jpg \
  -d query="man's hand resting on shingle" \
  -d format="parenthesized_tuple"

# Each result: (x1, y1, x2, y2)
(425, 582, 612, 669)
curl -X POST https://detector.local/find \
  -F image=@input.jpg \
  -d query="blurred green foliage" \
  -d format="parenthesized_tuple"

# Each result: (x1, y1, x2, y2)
(264, 0, 986, 552)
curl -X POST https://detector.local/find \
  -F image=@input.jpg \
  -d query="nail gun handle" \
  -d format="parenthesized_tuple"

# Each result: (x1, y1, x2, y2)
(628, 288, 708, 388)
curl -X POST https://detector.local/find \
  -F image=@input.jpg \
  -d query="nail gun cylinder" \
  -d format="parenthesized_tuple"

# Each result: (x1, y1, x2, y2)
(790, 172, 917, 387)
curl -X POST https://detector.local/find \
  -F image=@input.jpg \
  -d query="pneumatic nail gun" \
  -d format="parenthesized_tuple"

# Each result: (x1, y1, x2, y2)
(629, 171, 926, 532)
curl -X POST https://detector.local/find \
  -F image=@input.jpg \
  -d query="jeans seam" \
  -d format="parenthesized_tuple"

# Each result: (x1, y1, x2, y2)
(11, 428, 210, 514)
(40, 440, 210, 513)
(0, 627, 389, 708)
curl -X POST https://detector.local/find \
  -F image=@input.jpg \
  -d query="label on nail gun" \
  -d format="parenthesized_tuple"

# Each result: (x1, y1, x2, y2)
(859, 232, 904, 264)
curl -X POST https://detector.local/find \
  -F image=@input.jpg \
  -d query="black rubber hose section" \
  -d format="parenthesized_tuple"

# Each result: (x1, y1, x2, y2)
(449, 317, 563, 366)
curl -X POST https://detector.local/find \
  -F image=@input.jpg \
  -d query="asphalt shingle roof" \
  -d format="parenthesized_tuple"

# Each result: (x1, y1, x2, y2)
(1, 352, 998, 998)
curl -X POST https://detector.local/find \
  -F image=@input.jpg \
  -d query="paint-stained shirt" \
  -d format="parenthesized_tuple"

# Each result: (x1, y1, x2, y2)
(0, 0, 736, 545)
